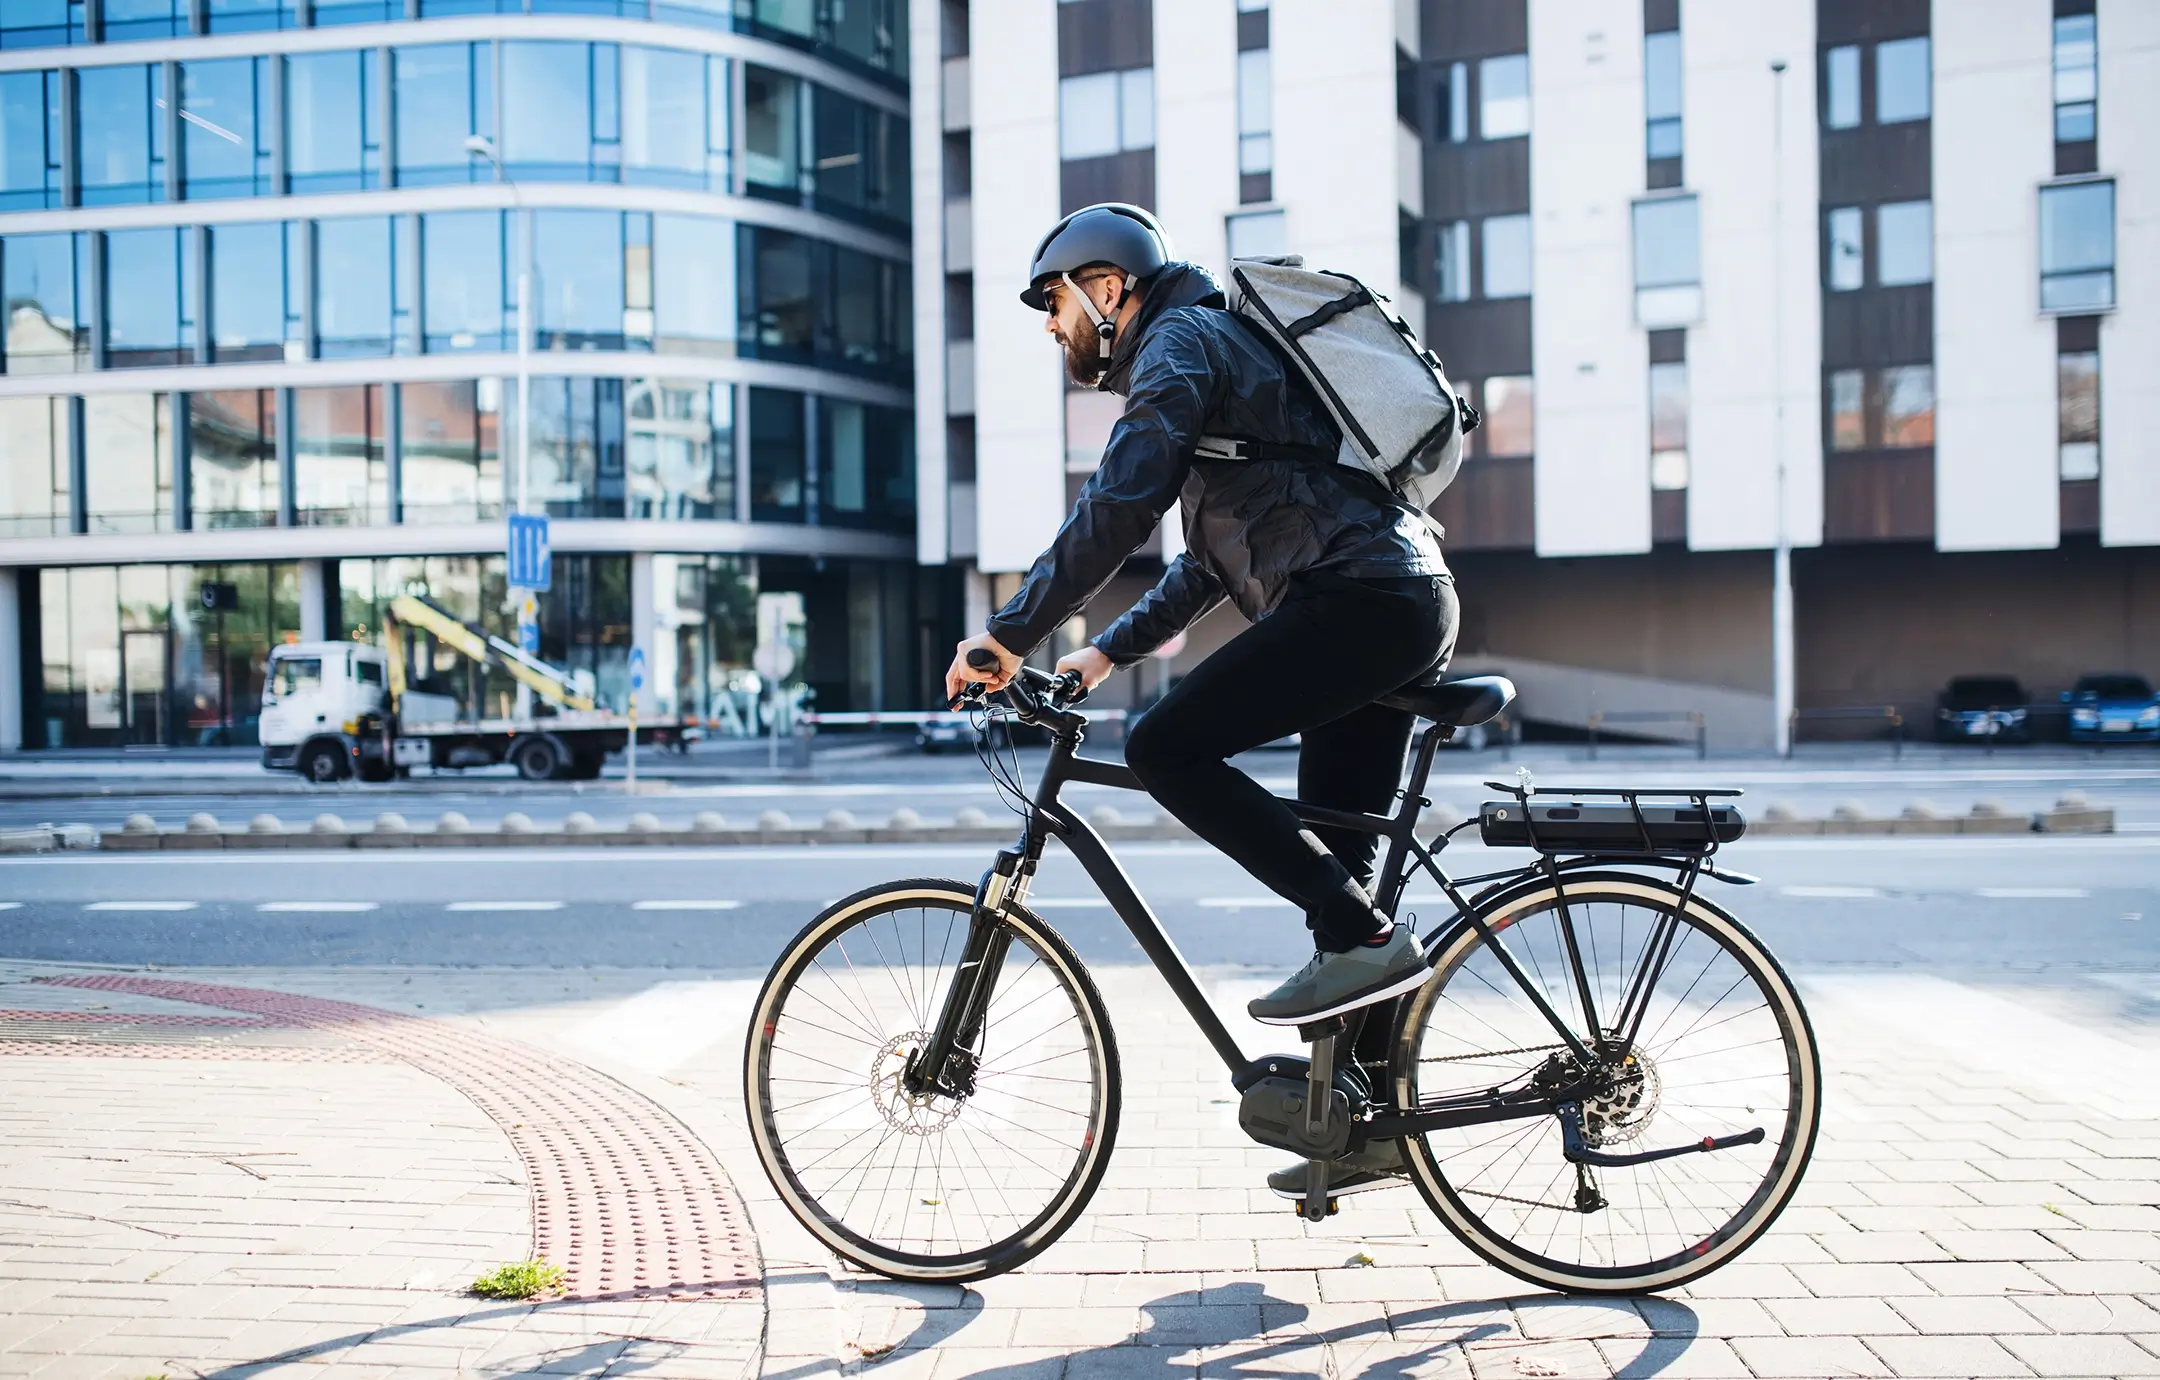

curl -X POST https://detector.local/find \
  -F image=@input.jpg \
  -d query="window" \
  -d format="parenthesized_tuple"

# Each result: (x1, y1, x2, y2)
(1649, 361, 1687, 490)
(189, 389, 280, 528)
(315, 215, 395, 357)
(293, 385, 387, 526)
(1480, 376, 1533, 457)
(1644, 31, 1682, 162)
(1875, 201, 1931, 286)
(1479, 54, 1529, 139)
(0, 397, 72, 537)
(1825, 206, 1863, 291)
(1238, 48, 1272, 176)
(1481, 214, 1532, 299)
(1828, 368, 1865, 450)
(77, 65, 167, 205)
(2, 0, 87, 47)
(180, 58, 274, 200)
(1227, 210, 1286, 261)
(209, 222, 288, 362)
(524, 376, 625, 519)
(1879, 365, 1933, 448)
(2054, 14, 2096, 144)
(748, 385, 805, 521)
(1059, 68, 1153, 160)
(2040, 180, 2113, 311)
(286, 50, 382, 193)
(1631, 195, 1700, 326)
(1875, 36, 1929, 124)
(1824, 45, 1859, 129)
(627, 379, 732, 520)
(744, 66, 804, 194)
(272, 658, 322, 699)
(741, 225, 814, 361)
(0, 72, 64, 211)
(503, 41, 618, 181)
(530, 209, 627, 349)
(622, 47, 716, 189)
(1065, 390, 1120, 472)
(103, 0, 187, 40)
(2058, 348, 2098, 481)
(817, 398, 911, 532)
(421, 210, 505, 352)
(813, 89, 907, 227)
(1439, 61, 1468, 143)
(396, 380, 501, 524)
(206, 0, 300, 32)
(2, 232, 85, 373)
(1432, 220, 1470, 302)
(653, 213, 737, 354)
(104, 227, 190, 368)
(393, 44, 490, 187)
(84, 393, 176, 533)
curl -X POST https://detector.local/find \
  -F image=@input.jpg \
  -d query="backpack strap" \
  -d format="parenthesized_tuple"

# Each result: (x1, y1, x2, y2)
(1193, 435, 1335, 465)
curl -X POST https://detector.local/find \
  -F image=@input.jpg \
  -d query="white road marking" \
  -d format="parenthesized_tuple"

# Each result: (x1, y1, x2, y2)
(444, 900, 564, 912)
(257, 901, 379, 912)
(630, 899, 743, 911)
(0, 902, 19, 911)
(1974, 886, 2090, 899)
(1025, 897, 1110, 909)
(1198, 896, 1297, 909)
(1779, 885, 1882, 899)
(82, 901, 197, 911)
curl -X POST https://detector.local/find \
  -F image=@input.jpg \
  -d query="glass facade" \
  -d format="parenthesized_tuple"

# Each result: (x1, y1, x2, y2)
(0, 396, 71, 536)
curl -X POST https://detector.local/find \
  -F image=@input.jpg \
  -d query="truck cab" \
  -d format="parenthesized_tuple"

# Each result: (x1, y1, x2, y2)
(261, 642, 391, 781)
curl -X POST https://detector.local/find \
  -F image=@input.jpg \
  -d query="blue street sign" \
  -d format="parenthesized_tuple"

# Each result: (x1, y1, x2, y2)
(519, 622, 540, 654)
(629, 645, 646, 692)
(507, 513, 551, 591)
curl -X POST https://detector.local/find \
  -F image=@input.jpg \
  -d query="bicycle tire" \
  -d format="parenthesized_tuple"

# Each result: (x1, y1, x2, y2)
(744, 878, 1121, 1282)
(1390, 871, 1821, 1294)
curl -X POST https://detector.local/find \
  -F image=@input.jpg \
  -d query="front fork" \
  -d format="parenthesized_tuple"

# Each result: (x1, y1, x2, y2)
(904, 850, 1026, 1099)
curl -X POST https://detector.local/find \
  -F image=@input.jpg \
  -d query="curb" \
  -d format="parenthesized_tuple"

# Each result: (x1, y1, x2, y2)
(32, 794, 2119, 853)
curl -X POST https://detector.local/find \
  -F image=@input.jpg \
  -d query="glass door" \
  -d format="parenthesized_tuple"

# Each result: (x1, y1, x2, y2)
(121, 629, 170, 746)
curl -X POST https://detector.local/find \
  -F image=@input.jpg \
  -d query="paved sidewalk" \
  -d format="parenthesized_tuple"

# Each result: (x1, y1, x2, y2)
(4, 959, 2159, 1378)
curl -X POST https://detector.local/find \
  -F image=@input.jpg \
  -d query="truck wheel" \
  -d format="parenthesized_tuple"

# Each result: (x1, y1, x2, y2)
(566, 750, 604, 780)
(301, 743, 347, 784)
(512, 736, 562, 782)
(357, 758, 393, 783)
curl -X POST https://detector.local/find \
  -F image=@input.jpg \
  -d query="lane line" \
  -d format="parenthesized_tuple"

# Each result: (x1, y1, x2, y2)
(1974, 886, 2090, 899)
(82, 901, 198, 911)
(257, 901, 380, 913)
(0, 902, 18, 911)
(444, 900, 565, 912)
(1198, 896, 1297, 909)
(1779, 885, 1883, 899)
(630, 899, 743, 911)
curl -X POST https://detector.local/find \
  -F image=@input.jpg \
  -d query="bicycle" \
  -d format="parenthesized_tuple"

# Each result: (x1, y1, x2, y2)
(744, 660, 1821, 1294)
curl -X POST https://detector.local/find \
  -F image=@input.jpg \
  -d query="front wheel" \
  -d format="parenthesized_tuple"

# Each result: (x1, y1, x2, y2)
(745, 880, 1120, 1281)
(1391, 871, 1820, 1294)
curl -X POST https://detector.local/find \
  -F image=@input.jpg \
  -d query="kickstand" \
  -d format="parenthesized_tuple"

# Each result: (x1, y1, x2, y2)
(1298, 1015, 1346, 1222)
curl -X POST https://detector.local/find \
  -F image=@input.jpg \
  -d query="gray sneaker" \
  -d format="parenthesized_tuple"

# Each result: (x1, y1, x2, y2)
(1266, 1140, 1406, 1200)
(1246, 925, 1430, 1026)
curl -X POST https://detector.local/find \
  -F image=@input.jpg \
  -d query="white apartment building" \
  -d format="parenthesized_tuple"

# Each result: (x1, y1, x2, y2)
(914, 0, 2158, 746)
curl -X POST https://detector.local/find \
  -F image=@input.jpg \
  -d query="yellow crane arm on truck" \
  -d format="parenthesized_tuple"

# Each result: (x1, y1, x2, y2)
(386, 594, 597, 712)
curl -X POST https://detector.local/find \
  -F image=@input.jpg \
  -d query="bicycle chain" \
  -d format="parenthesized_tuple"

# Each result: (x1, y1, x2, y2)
(1456, 1183, 1581, 1213)
(1418, 1041, 1567, 1064)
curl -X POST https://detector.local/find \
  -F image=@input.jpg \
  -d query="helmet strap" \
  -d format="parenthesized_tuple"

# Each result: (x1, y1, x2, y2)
(1062, 271, 1139, 360)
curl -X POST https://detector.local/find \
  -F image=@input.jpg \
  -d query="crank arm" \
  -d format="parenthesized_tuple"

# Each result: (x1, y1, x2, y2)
(1557, 1101, 1765, 1168)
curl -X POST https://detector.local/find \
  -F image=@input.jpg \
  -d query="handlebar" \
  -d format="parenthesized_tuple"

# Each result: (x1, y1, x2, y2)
(954, 649, 1089, 722)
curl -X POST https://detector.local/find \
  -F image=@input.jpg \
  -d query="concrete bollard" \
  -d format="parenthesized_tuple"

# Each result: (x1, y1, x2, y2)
(628, 812, 664, 834)
(1823, 801, 1871, 835)
(186, 812, 221, 835)
(374, 812, 410, 834)
(823, 810, 858, 831)
(311, 813, 346, 835)
(757, 810, 792, 834)
(1963, 799, 2028, 835)
(692, 811, 729, 833)
(563, 811, 599, 834)
(123, 813, 158, 835)
(499, 811, 535, 833)
(436, 811, 471, 834)
(1089, 805, 1123, 829)
(248, 814, 284, 835)
(886, 807, 924, 831)
(1893, 800, 1957, 836)
(2040, 793, 2113, 834)
(954, 807, 991, 829)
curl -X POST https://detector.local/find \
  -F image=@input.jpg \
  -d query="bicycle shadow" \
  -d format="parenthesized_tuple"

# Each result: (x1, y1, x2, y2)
(847, 1280, 1702, 1379)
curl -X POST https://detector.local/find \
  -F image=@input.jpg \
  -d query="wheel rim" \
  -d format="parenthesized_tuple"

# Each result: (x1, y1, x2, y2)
(307, 752, 338, 782)
(750, 890, 1113, 1274)
(1396, 878, 1816, 1287)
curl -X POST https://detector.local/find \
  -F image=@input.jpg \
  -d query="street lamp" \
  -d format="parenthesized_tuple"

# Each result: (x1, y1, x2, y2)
(463, 135, 532, 519)
(1769, 58, 1795, 757)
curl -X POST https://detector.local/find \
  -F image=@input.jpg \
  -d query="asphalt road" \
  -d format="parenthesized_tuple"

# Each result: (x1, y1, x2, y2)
(4, 834, 2154, 983)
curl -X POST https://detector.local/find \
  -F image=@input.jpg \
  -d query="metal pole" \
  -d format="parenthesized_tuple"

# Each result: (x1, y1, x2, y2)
(1769, 59, 1795, 759)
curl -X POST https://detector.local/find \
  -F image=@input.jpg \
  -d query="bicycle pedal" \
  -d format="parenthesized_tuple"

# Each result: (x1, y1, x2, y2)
(1290, 1197, 1341, 1218)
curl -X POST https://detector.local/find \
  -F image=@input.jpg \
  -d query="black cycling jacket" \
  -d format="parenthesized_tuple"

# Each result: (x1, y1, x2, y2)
(984, 261, 1445, 665)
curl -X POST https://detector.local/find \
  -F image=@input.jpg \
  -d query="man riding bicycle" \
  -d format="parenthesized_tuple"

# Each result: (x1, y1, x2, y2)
(944, 204, 1460, 1196)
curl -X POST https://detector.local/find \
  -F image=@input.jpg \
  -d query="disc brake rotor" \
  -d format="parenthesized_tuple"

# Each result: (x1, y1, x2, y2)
(869, 1031, 961, 1135)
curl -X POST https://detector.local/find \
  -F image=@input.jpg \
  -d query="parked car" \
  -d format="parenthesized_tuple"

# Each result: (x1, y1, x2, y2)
(918, 717, 1012, 753)
(2062, 672, 2160, 744)
(1935, 675, 2030, 743)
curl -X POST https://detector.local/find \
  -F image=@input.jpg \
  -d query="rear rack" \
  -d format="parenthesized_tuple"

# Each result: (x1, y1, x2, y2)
(1481, 775, 1744, 859)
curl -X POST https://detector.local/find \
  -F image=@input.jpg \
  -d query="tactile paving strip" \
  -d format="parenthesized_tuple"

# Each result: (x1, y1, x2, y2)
(34, 975, 763, 1303)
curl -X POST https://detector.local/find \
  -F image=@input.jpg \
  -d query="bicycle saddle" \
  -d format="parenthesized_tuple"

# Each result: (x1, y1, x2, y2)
(1380, 675, 1516, 727)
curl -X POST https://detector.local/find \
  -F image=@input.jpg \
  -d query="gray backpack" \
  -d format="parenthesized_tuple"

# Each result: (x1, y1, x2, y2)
(1197, 256, 1478, 523)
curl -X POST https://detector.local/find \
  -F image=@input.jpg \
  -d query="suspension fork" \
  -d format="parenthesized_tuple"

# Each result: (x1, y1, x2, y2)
(904, 849, 1023, 1098)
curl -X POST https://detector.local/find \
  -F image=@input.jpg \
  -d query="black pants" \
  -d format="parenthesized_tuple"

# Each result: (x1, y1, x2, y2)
(1124, 571, 1459, 952)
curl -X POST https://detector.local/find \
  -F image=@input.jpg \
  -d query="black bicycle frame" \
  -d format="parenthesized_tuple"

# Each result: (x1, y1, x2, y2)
(908, 696, 1730, 1151)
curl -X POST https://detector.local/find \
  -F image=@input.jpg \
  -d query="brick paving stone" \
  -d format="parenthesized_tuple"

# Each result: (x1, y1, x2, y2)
(1730, 1334, 1894, 1377)
(2028, 1259, 2160, 1293)
(1787, 1262, 1929, 1297)
(1764, 1297, 1915, 1337)
(1885, 1294, 2050, 1334)
(935, 1347, 1074, 1378)
(2014, 1293, 2160, 1334)
(1596, 1334, 1759, 1378)
(1904, 1260, 2055, 1295)
(2002, 1333, 2160, 1376)
(1862, 1334, 2035, 1377)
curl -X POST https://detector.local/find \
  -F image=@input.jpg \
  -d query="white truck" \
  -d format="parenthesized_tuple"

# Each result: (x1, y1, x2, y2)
(260, 594, 679, 783)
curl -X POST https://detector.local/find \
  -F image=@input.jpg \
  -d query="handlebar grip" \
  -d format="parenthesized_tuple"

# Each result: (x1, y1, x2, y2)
(966, 648, 1001, 672)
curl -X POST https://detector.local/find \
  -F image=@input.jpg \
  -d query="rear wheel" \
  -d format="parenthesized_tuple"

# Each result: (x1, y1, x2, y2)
(745, 880, 1120, 1281)
(511, 736, 562, 781)
(1391, 872, 1819, 1294)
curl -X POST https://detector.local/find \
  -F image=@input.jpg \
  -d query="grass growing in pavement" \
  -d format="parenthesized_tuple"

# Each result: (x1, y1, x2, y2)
(470, 1259, 566, 1299)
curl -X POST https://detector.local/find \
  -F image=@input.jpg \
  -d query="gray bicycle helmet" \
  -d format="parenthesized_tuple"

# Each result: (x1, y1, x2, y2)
(1021, 203, 1173, 361)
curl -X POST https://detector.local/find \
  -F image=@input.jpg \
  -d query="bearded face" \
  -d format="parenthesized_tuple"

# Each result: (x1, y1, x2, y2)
(1053, 314, 1107, 386)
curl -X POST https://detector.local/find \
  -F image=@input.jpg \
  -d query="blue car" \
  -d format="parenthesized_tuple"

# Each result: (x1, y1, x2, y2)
(2063, 672, 2160, 743)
